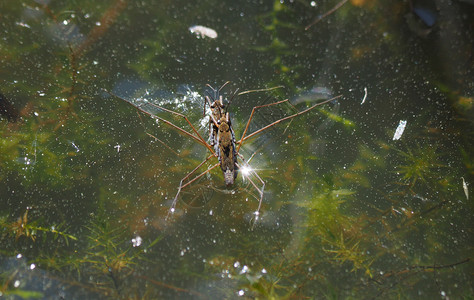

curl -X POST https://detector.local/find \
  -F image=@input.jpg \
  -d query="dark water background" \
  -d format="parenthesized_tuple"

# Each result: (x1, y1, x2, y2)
(1, 0, 473, 298)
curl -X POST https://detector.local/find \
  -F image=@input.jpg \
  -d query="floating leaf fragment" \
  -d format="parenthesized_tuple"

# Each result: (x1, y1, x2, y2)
(392, 120, 407, 140)
(462, 177, 469, 200)
(189, 25, 218, 39)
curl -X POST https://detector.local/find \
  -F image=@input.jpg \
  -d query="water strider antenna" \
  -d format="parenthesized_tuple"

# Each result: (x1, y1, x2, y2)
(225, 88, 239, 114)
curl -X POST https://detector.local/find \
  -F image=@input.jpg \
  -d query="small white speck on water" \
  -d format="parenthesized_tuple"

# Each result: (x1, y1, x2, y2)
(131, 236, 142, 247)
(240, 265, 249, 274)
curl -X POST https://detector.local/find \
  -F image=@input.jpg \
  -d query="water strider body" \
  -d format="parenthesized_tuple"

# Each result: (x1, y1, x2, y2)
(215, 111, 238, 185)
(205, 83, 238, 185)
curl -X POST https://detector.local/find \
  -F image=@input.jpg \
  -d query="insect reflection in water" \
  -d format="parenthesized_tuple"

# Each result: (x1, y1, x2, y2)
(105, 84, 341, 226)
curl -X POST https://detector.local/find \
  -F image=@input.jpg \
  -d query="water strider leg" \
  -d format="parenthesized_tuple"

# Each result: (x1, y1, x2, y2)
(237, 99, 291, 152)
(167, 156, 220, 219)
(235, 153, 266, 225)
(104, 89, 215, 155)
(129, 108, 181, 157)
(237, 85, 283, 96)
(234, 95, 342, 226)
(238, 95, 343, 148)
(145, 132, 180, 157)
(144, 102, 215, 154)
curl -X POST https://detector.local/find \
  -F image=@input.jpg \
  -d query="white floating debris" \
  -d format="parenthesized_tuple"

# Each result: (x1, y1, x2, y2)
(240, 265, 249, 274)
(462, 177, 469, 200)
(392, 120, 407, 140)
(361, 87, 367, 104)
(71, 141, 80, 152)
(131, 236, 142, 247)
(16, 21, 31, 28)
(189, 25, 218, 39)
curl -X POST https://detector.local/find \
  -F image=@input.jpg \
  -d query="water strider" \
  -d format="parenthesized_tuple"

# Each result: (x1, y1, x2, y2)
(204, 82, 239, 185)
(105, 85, 342, 225)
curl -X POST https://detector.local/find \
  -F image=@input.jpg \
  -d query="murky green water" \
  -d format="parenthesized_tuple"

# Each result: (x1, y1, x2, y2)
(1, 0, 473, 299)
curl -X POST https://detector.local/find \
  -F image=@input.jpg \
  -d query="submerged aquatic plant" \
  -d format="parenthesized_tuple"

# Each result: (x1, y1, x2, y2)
(33, 217, 164, 298)
(395, 142, 445, 187)
(323, 231, 374, 277)
(0, 210, 76, 245)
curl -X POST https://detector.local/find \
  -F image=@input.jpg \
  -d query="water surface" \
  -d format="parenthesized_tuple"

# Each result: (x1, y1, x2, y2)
(0, 0, 473, 298)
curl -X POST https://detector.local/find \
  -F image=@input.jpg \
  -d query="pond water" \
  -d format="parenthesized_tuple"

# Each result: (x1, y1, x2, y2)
(1, 0, 473, 298)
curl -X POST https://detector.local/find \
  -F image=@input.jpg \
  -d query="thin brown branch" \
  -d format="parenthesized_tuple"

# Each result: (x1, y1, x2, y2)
(135, 275, 204, 297)
(305, 0, 349, 30)
(74, 0, 128, 58)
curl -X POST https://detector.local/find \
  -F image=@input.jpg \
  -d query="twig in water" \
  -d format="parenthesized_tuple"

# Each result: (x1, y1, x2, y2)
(305, 0, 349, 30)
